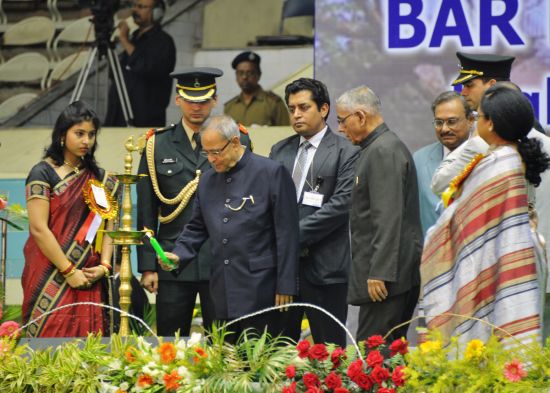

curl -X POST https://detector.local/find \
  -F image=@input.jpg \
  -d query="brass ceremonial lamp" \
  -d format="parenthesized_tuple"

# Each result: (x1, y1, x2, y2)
(103, 135, 147, 336)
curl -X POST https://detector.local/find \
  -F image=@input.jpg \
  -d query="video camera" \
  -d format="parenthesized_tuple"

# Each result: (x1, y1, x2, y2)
(77, 0, 121, 54)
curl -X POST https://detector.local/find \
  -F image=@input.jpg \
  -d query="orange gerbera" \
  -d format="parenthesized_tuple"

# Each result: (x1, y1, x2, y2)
(163, 370, 182, 391)
(193, 347, 208, 363)
(124, 346, 137, 363)
(137, 373, 154, 387)
(159, 342, 177, 364)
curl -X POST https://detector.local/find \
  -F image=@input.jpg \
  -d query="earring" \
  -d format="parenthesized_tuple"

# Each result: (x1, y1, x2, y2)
(61, 140, 64, 147)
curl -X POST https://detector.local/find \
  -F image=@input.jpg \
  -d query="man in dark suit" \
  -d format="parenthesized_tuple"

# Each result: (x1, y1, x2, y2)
(336, 86, 423, 342)
(270, 78, 359, 347)
(161, 115, 299, 342)
(137, 68, 251, 336)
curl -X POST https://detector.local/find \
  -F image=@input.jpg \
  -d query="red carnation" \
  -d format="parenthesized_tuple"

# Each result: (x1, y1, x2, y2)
(297, 340, 311, 359)
(303, 372, 321, 388)
(325, 371, 342, 389)
(308, 343, 329, 361)
(389, 337, 408, 356)
(331, 347, 347, 368)
(392, 365, 406, 386)
(285, 364, 296, 379)
(282, 381, 297, 393)
(366, 335, 386, 349)
(377, 388, 395, 393)
(371, 365, 390, 384)
(305, 388, 321, 393)
(347, 359, 364, 379)
(354, 372, 373, 390)
(334, 388, 350, 393)
(366, 350, 384, 368)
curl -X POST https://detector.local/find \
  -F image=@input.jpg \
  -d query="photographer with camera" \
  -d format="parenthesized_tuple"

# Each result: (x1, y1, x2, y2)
(105, 0, 176, 127)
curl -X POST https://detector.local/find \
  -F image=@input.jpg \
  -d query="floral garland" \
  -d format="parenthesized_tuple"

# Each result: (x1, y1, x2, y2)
(441, 153, 485, 208)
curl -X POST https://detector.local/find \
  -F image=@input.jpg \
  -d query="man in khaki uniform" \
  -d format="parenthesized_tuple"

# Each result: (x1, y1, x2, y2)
(224, 51, 290, 127)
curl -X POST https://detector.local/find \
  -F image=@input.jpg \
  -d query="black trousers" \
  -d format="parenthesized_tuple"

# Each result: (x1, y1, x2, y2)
(281, 279, 348, 348)
(356, 285, 420, 343)
(156, 280, 215, 337)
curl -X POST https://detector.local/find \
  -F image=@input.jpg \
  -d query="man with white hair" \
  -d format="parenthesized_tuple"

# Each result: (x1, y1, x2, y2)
(161, 115, 299, 342)
(336, 86, 423, 342)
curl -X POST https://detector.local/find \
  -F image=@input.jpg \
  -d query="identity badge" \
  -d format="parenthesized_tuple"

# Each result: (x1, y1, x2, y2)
(302, 191, 323, 208)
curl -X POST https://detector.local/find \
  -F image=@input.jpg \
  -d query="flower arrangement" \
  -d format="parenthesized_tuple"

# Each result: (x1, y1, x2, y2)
(400, 331, 550, 392)
(99, 333, 203, 392)
(281, 335, 408, 393)
(0, 324, 549, 392)
(101, 325, 297, 393)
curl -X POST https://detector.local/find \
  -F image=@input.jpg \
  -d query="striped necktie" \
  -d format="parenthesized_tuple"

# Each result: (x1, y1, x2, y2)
(292, 140, 311, 199)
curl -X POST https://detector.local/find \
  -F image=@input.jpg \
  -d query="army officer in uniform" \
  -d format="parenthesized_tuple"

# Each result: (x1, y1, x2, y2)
(137, 68, 251, 336)
(161, 115, 299, 342)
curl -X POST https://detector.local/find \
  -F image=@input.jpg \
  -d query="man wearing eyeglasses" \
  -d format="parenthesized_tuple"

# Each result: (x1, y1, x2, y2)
(224, 51, 290, 127)
(160, 115, 299, 342)
(136, 68, 251, 337)
(413, 92, 473, 235)
(105, 0, 175, 127)
(336, 86, 422, 343)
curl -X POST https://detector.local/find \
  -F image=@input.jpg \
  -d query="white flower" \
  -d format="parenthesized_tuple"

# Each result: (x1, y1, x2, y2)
(125, 369, 136, 377)
(108, 359, 122, 370)
(187, 332, 202, 347)
(178, 366, 190, 379)
(98, 382, 118, 393)
(137, 336, 152, 351)
(119, 382, 129, 391)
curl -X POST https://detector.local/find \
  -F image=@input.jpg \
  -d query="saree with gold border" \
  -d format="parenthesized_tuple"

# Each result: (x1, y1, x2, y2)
(22, 161, 117, 337)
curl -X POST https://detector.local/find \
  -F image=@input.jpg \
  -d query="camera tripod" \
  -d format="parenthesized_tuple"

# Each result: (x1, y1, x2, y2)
(71, 22, 134, 126)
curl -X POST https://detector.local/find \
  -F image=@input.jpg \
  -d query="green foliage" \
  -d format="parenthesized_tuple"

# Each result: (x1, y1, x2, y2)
(199, 324, 296, 393)
(400, 332, 550, 392)
(0, 335, 110, 393)
(0, 305, 22, 323)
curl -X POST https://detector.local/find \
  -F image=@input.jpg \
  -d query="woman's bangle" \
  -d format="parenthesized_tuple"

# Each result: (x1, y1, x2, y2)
(60, 263, 75, 276)
(99, 264, 110, 278)
(63, 267, 77, 278)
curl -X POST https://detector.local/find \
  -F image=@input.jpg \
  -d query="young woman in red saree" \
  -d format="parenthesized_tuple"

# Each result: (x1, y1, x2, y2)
(22, 101, 118, 337)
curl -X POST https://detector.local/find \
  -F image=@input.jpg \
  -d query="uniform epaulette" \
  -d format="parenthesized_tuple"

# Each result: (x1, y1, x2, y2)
(224, 96, 239, 106)
(267, 91, 283, 101)
(146, 124, 176, 140)
(238, 123, 249, 135)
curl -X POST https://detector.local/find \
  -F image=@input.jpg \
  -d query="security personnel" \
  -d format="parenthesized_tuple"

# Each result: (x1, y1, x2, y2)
(451, 52, 515, 112)
(137, 67, 251, 336)
(161, 115, 299, 343)
(224, 51, 291, 127)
